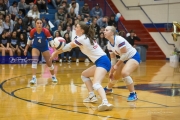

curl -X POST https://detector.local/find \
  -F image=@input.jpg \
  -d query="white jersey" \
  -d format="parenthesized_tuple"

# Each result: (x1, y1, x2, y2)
(107, 35, 136, 61)
(73, 34, 106, 63)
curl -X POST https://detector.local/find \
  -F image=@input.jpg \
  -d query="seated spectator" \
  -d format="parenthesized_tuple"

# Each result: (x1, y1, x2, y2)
(27, 5, 40, 27)
(54, 6, 67, 28)
(10, 31, 21, 56)
(0, 0, 7, 15)
(77, 14, 83, 21)
(18, 0, 33, 16)
(63, 18, 73, 31)
(53, 24, 63, 37)
(126, 30, 141, 47)
(4, 0, 9, 8)
(0, 19, 4, 34)
(92, 17, 100, 38)
(0, 30, 13, 57)
(97, 32, 109, 58)
(35, 0, 48, 14)
(91, 3, 103, 18)
(80, 3, 90, 19)
(51, 0, 61, 9)
(16, 10, 25, 20)
(3, 15, 14, 32)
(45, 24, 53, 35)
(108, 14, 117, 26)
(118, 30, 126, 38)
(61, 0, 68, 14)
(14, 18, 26, 37)
(97, 16, 108, 28)
(19, 33, 27, 56)
(25, 0, 34, 4)
(9, 1, 19, 21)
(67, 7, 76, 23)
(23, 16, 33, 35)
(62, 32, 73, 62)
(63, 25, 72, 39)
(69, 0, 79, 16)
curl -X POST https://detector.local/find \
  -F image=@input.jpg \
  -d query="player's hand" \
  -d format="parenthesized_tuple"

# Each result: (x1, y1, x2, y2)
(24, 50, 27, 56)
(49, 50, 59, 61)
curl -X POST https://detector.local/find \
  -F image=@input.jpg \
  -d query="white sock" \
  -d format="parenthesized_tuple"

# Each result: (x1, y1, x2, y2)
(107, 86, 112, 89)
(89, 92, 95, 98)
(130, 91, 136, 94)
(102, 99, 108, 104)
(32, 75, 36, 78)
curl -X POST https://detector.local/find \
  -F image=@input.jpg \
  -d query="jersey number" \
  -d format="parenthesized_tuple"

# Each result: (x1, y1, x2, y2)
(38, 39, 41, 43)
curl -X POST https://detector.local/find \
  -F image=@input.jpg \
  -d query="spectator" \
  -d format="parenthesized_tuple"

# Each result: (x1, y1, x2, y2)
(67, 7, 76, 23)
(61, 1, 68, 14)
(10, 31, 21, 56)
(69, 0, 79, 16)
(63, 32, 73, 62)
(97, 16, 108, 28)
(51, 0, 61, 9)
(92, 17, 100, 38)
(91, 3, 103, 18)
(126, 30, 141, 47)
(16, 10, 25, 19)
(79, 3, 90, 19)
(14, 18, 26, 37)
(19, 33, 27, 56)
(97, 32, 109, 59)
(118, 30, 126, 38)
(0, 0, 7, 15)
(54, 6, 67, 28)
(18, 0, 33, 16)
(23, 16, 33, 35)
(0, 19, 4, 34)
(0, 30, 13, 57)
(3, 14, 14, 32)
(27, 5, 40, 27)
(9, 1, 19, 21)
(53, 24, 63, 37)
(35, 0, 48, 14)
(63, 25, 72, 38)
(108, 14, 117, 26)
(4, 0, 9, 8)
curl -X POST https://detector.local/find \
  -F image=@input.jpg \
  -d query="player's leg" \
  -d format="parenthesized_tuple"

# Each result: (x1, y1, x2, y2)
(104, 63, 124, 94)
(42, 50, 57, 82)
(30, 48, 40, 84)
(121, 59, 139, 101)
(81, 65, 97, 103)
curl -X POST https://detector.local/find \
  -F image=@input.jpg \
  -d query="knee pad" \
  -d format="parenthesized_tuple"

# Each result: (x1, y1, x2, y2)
(48, 65, 54, 70)
(110, 79, 119, 84)
(122, 76, 133, 85)
(81, 75, 90, 82)
(93, 83, 102, 91)
(32, 64, 37, 69)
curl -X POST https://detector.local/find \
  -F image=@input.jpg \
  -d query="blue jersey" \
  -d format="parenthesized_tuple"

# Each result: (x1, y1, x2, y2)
(29, 28, 53, 52)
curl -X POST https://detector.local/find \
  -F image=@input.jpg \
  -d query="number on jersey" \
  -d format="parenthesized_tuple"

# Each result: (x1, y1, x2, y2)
(38, 39, 41, 43)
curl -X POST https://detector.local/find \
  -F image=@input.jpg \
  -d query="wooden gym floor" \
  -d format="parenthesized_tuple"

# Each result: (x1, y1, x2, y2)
(0, 60, 180, 120)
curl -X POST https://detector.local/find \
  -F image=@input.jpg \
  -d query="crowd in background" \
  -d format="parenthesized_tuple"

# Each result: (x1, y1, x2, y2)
(0, 0, 140, 63)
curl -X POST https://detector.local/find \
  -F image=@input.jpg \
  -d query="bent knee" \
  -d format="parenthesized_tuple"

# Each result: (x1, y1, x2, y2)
(121, 71, 130, 77)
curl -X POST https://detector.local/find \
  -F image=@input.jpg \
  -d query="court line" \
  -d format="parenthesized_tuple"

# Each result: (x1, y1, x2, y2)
(0, 78, 127, 120)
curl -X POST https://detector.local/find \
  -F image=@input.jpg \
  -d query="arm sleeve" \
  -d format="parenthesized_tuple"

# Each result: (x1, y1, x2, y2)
(44, 28, 53, 41)
(117, 37, 126, 49)
(134, 36, 141, 41)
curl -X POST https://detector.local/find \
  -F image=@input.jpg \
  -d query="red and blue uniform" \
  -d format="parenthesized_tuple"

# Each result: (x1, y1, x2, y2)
(29, 28, 53, 52)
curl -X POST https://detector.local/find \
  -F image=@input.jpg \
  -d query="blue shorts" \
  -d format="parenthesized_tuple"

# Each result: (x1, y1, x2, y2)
(95, 55, 111, 72)
(124, 52, 141, 64)
(32, 45, 49, 52)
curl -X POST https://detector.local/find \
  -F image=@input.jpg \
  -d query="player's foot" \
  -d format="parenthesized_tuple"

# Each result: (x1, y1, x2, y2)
(52, 76, 58, 83)
(84, 58, 90, 63)
(98, 103, 113, 112)
(30, 77, 37, 84)
(59, 59, 62, 63)
(104, 86, 113, 94)
(83, 95, 98, 103)
(172, 33, 177, 41)
(127, 92, 138, 102)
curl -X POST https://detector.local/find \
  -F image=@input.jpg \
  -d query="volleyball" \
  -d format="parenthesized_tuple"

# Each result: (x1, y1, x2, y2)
(53, 37, 66, 50)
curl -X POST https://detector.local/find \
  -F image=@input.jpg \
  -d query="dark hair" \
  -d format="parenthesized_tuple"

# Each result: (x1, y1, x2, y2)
(63, 32, 71, 43)
(1, 30, 8, 36)
(35, 18, 43, 23)
(130, 30, 134, 33)
(20, 33, 27, 41)
(98, 32, 107, 45)
(78, 21, 95, 45)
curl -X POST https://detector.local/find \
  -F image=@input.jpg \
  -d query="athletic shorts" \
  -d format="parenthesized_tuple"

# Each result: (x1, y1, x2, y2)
(95, 55, 111, 72)
(32, 45, 49, 52)
(124, 52, 141, 64)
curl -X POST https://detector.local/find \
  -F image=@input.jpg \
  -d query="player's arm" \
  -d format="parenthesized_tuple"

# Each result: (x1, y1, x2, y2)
(115, 46, 127, 67)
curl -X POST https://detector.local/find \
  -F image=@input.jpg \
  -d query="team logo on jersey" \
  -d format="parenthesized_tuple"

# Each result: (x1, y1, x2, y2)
(38, 39, 41, 43)
(118, 42, 125, 47)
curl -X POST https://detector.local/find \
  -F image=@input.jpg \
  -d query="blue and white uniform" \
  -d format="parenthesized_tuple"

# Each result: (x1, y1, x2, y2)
(107, 35, 140, 63)
(73, 34, 111, 72)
